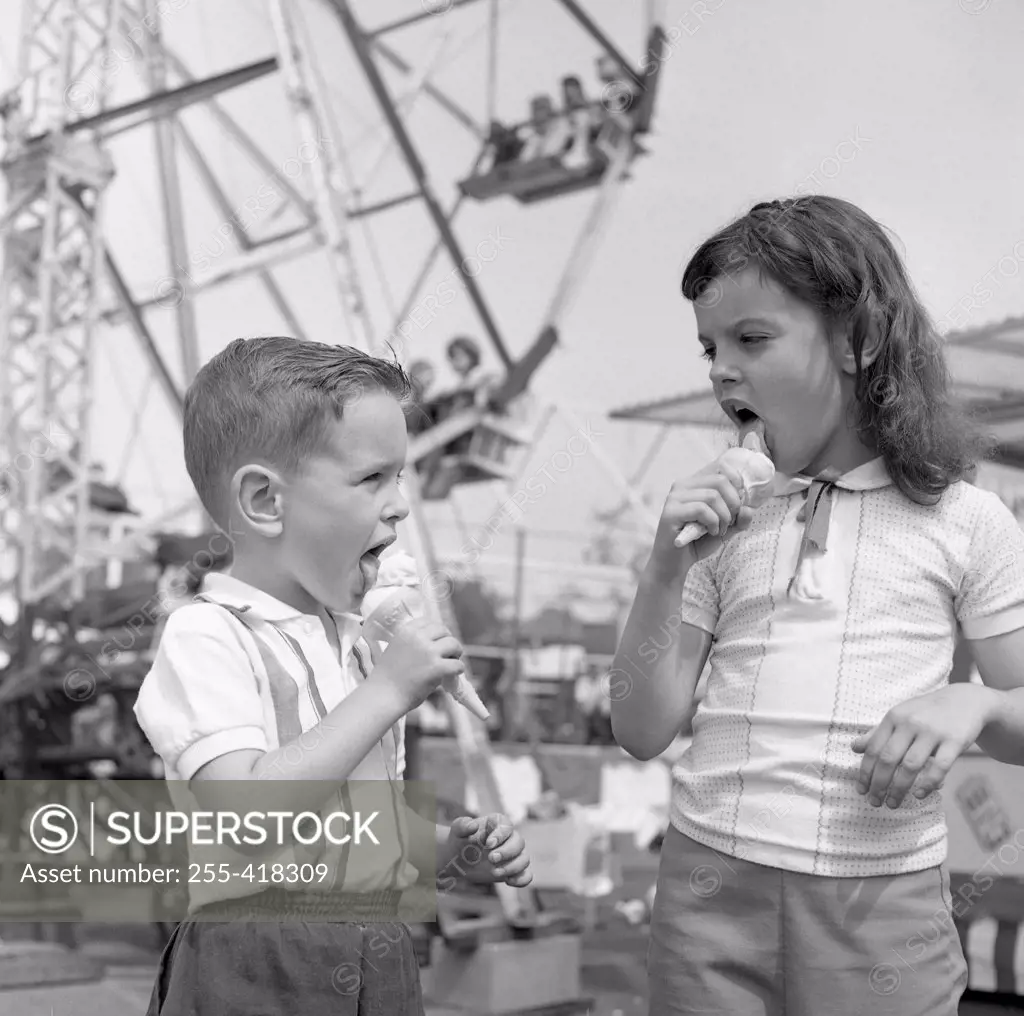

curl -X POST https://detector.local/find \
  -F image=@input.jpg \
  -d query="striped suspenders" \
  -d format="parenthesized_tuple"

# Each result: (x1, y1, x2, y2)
(194, 596, 408, 884)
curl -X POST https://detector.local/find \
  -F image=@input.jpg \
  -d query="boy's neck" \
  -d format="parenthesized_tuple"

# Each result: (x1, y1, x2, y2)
(228, 556, 351, 621)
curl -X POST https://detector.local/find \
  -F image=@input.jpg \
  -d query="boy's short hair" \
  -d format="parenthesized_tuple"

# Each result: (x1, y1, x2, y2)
(183, 336, 411, 527)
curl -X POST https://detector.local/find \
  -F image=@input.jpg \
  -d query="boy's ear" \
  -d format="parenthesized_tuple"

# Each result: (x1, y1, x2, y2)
(233, 464, 285, 537)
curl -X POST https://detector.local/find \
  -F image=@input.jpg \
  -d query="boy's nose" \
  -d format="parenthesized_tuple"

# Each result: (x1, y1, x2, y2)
(387, 491, 410, 522)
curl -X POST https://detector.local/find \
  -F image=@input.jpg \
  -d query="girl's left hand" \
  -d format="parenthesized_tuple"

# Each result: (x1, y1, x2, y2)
(852, 684, 999, 808)
(448, 814, 533, 887)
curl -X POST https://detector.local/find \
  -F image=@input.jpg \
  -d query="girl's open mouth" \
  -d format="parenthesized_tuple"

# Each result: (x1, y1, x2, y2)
(359, 551, 382, 589)
(720, 398, 760, 429)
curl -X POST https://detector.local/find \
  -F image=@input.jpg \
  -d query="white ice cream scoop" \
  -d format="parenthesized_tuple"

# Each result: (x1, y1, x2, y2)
(363, 588, 490, 721)
(674, 424, 776, 548)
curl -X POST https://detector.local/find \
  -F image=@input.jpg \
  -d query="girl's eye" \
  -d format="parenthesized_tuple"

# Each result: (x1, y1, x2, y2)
(741, 334, 768, 345)
(363, 473, 381, 484)
(700, 347, 715, 362)
(396, 470, 406, 485)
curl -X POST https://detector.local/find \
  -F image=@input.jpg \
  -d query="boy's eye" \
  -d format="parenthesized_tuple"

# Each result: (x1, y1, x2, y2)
(363, 473, 382, 484)
(700, 347, 715, 362)
(396, 470, 406, 484)
(741, 334, 768, 345)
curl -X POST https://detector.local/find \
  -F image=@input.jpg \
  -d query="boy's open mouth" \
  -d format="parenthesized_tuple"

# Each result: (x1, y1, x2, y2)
(359, 534, 396, 589)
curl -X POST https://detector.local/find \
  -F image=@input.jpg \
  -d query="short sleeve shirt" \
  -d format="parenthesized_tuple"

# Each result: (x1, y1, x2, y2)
(670, 459, 1024, 877)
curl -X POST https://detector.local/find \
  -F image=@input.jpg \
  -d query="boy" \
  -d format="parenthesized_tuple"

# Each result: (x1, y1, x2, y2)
(135, 336, 531, 1015)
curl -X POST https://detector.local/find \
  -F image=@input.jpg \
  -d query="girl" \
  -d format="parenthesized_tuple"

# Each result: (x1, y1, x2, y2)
(611, 195, 1024, 1016)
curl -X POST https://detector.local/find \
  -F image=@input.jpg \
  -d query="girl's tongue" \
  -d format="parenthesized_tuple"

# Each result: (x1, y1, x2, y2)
(359, 551, 381, 592)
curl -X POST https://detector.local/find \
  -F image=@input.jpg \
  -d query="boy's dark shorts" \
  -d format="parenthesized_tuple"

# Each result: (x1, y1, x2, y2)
(146, 890, 424, 1015)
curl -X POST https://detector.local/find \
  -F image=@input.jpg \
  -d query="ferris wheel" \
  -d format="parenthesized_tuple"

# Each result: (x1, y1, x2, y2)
(0, 0, 665, 991)
(0, 0, 667, 602)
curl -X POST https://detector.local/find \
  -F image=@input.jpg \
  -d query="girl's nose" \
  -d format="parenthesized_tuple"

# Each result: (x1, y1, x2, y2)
(709, 356, 741, 385)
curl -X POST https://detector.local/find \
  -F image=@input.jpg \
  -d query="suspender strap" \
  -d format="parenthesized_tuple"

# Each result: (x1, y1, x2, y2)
(352, 638, 402, 779)
(193, 596, 407, 888)
(195, 596, 303, 743)
(194, 596, 399, 780)
(351, 635, 409, 881)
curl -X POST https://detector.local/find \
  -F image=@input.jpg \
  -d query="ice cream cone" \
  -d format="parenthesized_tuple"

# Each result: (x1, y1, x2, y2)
(364, 591, 490, 721)
(674, 421, 775, 548)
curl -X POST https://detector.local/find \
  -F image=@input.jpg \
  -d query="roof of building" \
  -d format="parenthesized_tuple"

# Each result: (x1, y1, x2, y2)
(609, 316, 1024, 470)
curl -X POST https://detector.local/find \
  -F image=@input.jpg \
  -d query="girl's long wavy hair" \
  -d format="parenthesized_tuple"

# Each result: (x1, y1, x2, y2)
(681, 195, 993, 504)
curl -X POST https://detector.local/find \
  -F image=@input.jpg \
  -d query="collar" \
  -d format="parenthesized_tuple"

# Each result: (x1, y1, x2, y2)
(199, 572, 364, 628)
(771, 456, 892, 497)
(769, 457, 891, 599)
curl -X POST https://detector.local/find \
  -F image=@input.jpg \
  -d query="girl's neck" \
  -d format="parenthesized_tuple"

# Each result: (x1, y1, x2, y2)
(800, 429, 878, 480)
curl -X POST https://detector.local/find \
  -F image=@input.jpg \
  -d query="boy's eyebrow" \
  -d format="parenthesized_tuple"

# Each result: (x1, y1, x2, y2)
(352, 457, 404, 474)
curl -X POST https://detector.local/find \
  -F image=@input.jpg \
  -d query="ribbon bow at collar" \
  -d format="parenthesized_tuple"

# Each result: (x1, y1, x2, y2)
(769, 457, 892, 599)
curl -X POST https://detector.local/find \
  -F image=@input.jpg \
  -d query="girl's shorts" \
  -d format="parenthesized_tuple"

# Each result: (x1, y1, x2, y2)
(647, 824, 968, 1016)
(146, 893, 423, 1015)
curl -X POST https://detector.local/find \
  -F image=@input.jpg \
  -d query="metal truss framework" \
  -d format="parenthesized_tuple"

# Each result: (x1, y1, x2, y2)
(1, 0, 660, 942)
(1, 0, 118, 619)
(2, 0, 654, 612)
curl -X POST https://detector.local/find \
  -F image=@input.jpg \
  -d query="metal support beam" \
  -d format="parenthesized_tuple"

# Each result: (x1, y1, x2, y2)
(367, 0, 488, 39)
(385, 146, 485, 345)
(144, 2, 200, 383)
(554, 0, 645, 90)
(555, 403, 657, 536)
(268, 0, 375, 349)
(174, 122, 307, 340)
(373, 39, 483, 139)
(151, 42, 316, 221)
(328, 0, 512, 368)
(350, 189, 421, 219)
(102, 250, 184, 414)
(0, 1, 118, 609)
(59, 58, 279, 140)
(102, 226, 319, 322)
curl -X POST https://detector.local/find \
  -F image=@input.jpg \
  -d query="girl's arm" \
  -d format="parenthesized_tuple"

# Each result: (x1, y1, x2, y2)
(964, 629, 1024, 765)
(853, 629, 1024, 809)
(610, 461, 747, 761)
(610, 569, 712, 761)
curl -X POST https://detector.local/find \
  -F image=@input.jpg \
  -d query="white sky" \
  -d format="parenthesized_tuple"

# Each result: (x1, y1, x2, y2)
(5, 0, 1024, 615)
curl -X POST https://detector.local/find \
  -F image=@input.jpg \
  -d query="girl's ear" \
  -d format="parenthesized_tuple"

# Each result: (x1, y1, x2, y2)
(836, 311, 884, 375)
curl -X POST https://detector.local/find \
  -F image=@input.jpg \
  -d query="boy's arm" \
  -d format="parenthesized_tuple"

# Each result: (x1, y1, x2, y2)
(400, 804, 450, 879)
(610, 566, 713, 761)
(402, 806, 531, 886)
(137, 608, 408, 818)
(193, 676, 410, 810)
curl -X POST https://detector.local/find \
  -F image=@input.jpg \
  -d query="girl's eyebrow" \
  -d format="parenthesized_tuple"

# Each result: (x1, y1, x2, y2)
(698, 317, 781, 345)
(731, 316, 780, 330)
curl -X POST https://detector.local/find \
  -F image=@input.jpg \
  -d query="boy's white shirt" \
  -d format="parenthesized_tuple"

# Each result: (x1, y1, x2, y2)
(673, 458, 1024, 878)
(134, 572, 415, 910)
